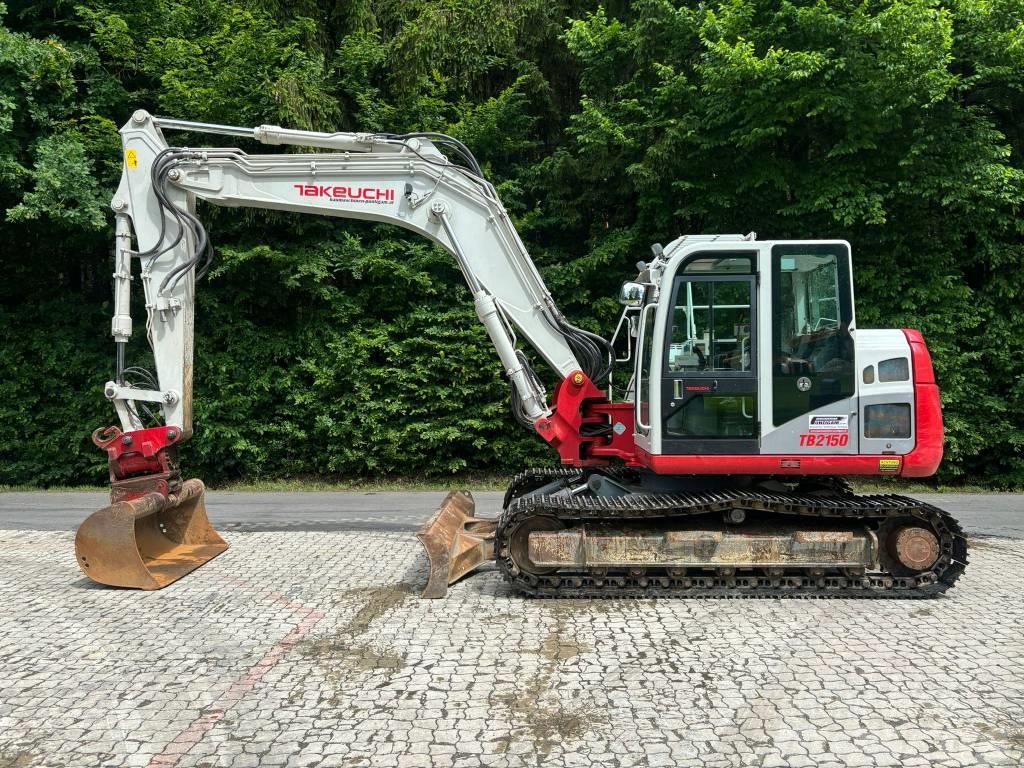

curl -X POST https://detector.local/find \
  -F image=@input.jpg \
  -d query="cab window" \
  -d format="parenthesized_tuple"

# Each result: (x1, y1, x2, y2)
(771, 244, 854, 426)
(667, 280, 752, 373)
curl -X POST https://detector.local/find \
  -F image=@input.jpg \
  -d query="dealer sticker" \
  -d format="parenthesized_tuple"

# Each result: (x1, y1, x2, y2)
(808, 415, 848, 433)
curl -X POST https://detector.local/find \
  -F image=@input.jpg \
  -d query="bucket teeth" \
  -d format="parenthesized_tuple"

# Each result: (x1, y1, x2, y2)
(416, 490, 497, 598)
(75, 478, 228, 589)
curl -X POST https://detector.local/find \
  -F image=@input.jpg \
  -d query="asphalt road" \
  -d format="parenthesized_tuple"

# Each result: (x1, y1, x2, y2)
(0, 489, 1020, 537)
(0, 490, 505, 534)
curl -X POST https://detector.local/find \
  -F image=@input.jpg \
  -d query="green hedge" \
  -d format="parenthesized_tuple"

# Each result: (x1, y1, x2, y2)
(1, 0, 1022, 487)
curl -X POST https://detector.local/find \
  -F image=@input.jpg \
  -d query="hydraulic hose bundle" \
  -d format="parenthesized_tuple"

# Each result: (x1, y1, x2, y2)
(140, 149, 215, 296)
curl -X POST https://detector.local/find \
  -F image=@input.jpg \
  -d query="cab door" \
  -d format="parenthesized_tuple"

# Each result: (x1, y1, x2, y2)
(660, 253, 759, 454)
(760, 242, 857, 454)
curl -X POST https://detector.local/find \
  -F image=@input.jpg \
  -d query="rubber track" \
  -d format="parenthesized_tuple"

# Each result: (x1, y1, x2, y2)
(495, 486, 969, 599)
(503, 468, 585, 509)
(503, 466, 642, 509)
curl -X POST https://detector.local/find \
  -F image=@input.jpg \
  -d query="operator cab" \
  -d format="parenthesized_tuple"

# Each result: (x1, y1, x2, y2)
(614, 235, 927, 475)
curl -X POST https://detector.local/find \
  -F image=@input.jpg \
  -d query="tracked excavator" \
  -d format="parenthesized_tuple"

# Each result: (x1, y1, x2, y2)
(75, 110, 968, 597)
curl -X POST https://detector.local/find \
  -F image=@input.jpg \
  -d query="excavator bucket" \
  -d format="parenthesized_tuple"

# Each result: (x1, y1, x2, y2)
(417, 490, 497, 598)
(75, 479, 228, 590)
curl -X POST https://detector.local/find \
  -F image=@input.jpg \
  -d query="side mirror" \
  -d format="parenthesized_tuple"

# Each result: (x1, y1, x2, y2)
(618, 281, 646, 307)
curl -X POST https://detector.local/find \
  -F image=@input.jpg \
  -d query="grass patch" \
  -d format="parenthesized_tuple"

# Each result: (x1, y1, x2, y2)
(0, 484, 107, 492)
(848, 478, 997, 494)
(0, 474, 512, 493)
(210, 473, 512, 492)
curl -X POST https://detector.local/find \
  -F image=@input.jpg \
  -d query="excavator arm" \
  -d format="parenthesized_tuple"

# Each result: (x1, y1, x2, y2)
(107, 111, 602, 435)
(76, 110, 626, 593)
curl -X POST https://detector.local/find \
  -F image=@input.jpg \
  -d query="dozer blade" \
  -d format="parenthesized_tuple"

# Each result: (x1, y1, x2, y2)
(75, 479, 228, 589)
(417, 490, 497, 598)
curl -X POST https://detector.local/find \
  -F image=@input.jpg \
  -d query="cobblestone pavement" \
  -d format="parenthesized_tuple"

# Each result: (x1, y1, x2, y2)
(1, 528, 1022, 768)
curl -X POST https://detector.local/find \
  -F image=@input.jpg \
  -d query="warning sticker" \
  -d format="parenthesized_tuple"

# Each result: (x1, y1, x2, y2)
(125, 149, 138, 169)
(879, 458, 901, 474)
(808, 415, 848, 433)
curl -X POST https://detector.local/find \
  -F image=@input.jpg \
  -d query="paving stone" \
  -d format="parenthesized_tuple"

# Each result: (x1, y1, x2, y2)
(0, 528, 1020, 768)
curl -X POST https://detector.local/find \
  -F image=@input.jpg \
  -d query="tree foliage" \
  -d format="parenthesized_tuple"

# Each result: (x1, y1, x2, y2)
(0, 0, 1021, 486)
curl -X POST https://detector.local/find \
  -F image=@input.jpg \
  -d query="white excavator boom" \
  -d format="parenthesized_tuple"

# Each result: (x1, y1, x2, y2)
(106, 111, 592, 438)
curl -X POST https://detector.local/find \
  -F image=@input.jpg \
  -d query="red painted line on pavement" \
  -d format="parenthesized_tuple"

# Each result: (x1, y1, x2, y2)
(145, 578, 325, 768)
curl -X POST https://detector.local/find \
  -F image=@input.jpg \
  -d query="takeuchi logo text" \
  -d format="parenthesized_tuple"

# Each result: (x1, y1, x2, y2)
(293, 184, 395, 203)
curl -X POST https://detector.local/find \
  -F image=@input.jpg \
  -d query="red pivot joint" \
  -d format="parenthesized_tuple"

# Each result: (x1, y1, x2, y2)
(92, 425, 184, 502)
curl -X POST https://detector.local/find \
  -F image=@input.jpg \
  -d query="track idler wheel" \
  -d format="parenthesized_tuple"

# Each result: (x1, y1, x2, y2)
(877, 517, 942, 576)
(888, 525, 940, 572)
(508, 516, 565, 576)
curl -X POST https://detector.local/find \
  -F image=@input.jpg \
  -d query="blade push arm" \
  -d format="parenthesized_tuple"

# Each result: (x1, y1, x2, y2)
(107, 111, 600, 443)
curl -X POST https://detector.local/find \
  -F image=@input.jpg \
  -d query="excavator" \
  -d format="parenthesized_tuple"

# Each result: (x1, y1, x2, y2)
(74, 110, 968, 598)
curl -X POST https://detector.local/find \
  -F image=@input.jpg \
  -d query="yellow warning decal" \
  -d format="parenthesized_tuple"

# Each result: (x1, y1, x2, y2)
(125, 149, 138, 169)
(879, 458, 900, 474)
